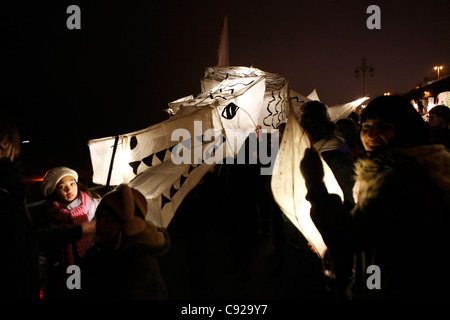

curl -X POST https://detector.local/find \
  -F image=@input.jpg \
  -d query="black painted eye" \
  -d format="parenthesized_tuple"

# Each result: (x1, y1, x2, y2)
(221, 102, 239, 119)
(130, 136, 138, 150)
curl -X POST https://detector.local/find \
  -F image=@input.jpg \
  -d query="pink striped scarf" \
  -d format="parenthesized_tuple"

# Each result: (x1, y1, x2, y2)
(50, 191, 93, 265)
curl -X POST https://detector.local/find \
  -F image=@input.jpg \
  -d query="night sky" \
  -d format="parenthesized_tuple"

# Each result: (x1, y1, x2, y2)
(3, 0, 450, 146)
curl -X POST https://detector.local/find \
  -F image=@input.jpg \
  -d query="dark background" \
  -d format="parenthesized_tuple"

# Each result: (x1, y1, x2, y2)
(2, 0, 449, 181)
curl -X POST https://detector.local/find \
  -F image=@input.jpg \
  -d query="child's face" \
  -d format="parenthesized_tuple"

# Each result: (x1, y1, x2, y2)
(55, 175, 78, 203)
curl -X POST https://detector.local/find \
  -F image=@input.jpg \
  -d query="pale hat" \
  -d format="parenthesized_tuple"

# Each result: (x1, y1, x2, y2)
(41, 166, 78, 197)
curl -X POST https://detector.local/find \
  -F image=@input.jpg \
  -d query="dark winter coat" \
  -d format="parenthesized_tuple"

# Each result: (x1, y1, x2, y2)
(308, 144, 450, 299)
(430, 128, 450, 150)
(0, 160, 40, 299)
(35, 213, 84, 299)
(81, 222, 170, 300)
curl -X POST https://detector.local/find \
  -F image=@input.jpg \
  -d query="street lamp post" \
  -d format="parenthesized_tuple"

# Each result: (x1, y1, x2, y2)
(354, 58, 374, 97)
(434, 65, 443, 80)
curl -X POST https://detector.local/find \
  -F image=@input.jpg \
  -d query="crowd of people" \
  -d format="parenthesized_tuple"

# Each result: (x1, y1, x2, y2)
(300, 96, 450, 299)
(1, 94, 449, 300)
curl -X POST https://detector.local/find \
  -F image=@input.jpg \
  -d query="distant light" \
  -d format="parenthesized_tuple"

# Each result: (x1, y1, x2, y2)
(384, 92, 390, 96)
(21, 140, 30, 144)
(434, 66, 444, 80)
(24, 176, 45, 183)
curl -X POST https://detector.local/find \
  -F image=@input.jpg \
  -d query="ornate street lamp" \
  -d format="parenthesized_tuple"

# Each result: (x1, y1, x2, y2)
(354, 58, 374, 97)
(434, 65, 443, 80)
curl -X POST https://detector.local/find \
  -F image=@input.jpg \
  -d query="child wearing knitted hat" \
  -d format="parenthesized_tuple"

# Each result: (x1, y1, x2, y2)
(41, 166, 101, 267)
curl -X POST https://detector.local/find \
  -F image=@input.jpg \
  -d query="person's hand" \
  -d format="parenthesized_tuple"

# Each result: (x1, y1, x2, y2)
(81, 220, 96, 235)
(300, 148, 324, 188)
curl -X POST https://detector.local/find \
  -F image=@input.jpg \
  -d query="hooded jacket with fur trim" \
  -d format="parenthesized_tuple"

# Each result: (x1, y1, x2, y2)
(349, 145, 450, 299)
(306, 144, 450, 299)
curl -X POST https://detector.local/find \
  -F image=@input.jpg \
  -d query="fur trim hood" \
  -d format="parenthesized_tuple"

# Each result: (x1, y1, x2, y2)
(399, 144, 450, 193)
(352, 144, 450, 210)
